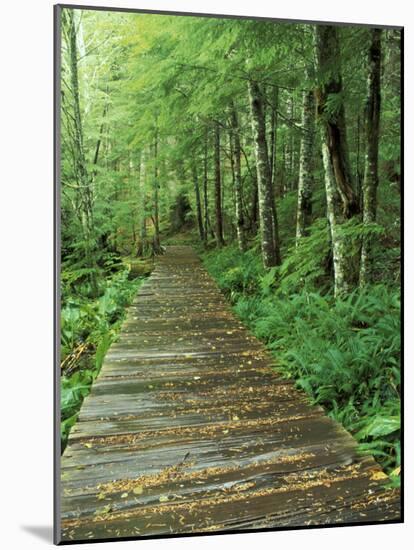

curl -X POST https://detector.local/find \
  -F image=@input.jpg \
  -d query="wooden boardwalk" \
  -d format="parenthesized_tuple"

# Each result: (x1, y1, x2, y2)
(60, 246, 400, 542)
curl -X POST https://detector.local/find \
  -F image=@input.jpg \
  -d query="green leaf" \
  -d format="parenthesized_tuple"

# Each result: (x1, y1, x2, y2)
(356, 416, 400, 440)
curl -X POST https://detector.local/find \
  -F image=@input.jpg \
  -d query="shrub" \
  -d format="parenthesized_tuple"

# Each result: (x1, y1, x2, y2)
(60, 268, 144, 450)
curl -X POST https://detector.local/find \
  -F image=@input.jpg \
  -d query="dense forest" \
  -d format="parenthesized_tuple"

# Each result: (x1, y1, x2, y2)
(59, 9, 401, 480)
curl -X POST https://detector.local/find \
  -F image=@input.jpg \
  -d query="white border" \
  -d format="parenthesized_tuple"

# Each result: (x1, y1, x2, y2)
(1, 1, 411, 548)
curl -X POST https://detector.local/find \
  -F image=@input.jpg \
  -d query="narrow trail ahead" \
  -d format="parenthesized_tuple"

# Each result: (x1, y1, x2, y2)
(60, 246, 400, 541)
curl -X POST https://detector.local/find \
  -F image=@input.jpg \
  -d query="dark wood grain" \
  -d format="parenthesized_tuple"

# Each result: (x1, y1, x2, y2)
(60, 246, 400, 542)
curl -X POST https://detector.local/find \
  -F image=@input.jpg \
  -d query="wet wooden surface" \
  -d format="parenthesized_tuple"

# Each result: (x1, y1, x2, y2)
(60, 246, 400, 542)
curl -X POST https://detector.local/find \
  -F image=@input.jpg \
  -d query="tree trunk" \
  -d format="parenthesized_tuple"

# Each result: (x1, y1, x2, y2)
(192, 161, 204, 241)
(314, 24, 359, 296)
(314, 25, 359, 219)
(133, 150, 141, 250)
(92, 102, 108, 178)
(296, 87, 315, 242)
(281, 144, 287, 197)
(355, 113, 363, 209)
(321, 141, 350, 296)
(153, 129, 161, 252)
(248, 79, 281, 267)
(382, 30, 401, 191)
(250, 175, 259, 234)
(360, 29, 382, 287)
(286, 94, 294, 191)
(214, 121, 225, 247)
(137, 148, 149, 257)
(269, 88, 279, 196)
(203, 129, 212, 243)
(230, 106, 247, 252)
(65, 9, 98, 295)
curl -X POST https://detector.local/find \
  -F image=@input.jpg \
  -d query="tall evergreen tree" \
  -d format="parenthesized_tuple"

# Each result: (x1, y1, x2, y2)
(314, 25, 359, 296)
(360, 29, 382, 286)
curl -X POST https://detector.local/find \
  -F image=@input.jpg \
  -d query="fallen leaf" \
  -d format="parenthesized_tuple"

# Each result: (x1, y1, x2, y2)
(121, 492, 129, 498)
(94, 504, 112, 516)
(133, 486, 144, 495)
(159, 495, 169, 502)
(371, 471, 388, 481)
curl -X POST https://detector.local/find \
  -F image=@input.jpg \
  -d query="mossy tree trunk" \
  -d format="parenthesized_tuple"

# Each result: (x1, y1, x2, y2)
(269, 87, 279, 198)
(248, 79, 281, 268)
(203, 129, 213, 243)
(360, 29, 382, 287)
(314, 26, 359, 219)
(137, 148, 149, 257)
(296, 85, 315, 243)
(65, 9, 98, 295)
(230, 106, 247, 252)
(192, 161, 204, 241)
(152, 128, 161, 253)
(214, 121, 225, 247)
(314, 25, 359, 296)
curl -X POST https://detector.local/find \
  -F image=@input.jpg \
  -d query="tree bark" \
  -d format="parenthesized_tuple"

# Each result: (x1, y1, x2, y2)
(137, 148, 149, 257)
(152, 128, 161, 252)
(355, 113, 363, 209)
(248, 79, 281, 267)
(321, 141, 350, 296)
(296, 87, 315, 242)
(286, 93, 295, 191)
(314, 25, 359, 219)
(192, 161, 204, 241)
(65, 9, 98, 295)
(92, 102, 108, 176)
(214, 121, 225, 247)
(203, 129, 212, 243)
(133, 149, 141, 250)
(250, 175, 259, 234)
(269, 88, 279, 197)
(281, 144, 287, 197)
(230, 106, 247, 252)
(360, 29, 382, 287)
(314, 24, 359, 296)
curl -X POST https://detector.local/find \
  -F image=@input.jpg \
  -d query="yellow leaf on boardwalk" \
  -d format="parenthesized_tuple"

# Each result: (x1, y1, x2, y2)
(371, 471, 388, 481)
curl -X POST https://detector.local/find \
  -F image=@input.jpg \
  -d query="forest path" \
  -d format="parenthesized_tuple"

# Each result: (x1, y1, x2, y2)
(60, 246, 399, 541)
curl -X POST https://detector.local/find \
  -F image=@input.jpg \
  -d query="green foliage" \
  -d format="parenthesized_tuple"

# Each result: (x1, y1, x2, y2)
(61, 269, 140, 359)
(278, 219, 331, 293)
(259, 267, 278, 296)
(324, 91, 345, 119)
(203, 245, 264, 300)
(61, 369, 93, 415)
(60, 267, 143, 450)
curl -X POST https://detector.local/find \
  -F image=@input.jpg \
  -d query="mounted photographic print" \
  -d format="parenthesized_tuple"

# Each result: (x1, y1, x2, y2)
(54, 3, 403, 544)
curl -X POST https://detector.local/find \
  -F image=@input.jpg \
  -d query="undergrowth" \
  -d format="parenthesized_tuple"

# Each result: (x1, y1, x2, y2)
(202, 236, 401, 483)
(60, 267, 144, 450)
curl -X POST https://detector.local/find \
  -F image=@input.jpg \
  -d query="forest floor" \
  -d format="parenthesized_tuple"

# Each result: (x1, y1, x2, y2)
(60, 246, 399, 542)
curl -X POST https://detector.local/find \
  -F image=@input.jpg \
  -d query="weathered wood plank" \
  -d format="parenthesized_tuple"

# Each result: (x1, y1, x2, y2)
(60, 246, 400, 542)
